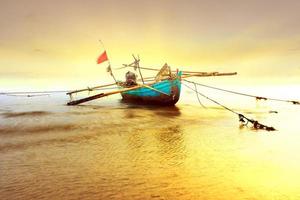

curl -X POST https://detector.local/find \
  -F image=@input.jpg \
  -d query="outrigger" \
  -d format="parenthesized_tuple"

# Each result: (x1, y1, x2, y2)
(66, 55, 237, 106)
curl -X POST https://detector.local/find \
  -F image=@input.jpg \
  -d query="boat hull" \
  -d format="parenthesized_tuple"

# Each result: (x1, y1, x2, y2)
(121, 78, 181, 106)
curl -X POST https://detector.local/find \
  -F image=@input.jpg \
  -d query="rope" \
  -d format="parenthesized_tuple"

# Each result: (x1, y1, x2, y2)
(0, 90, 70, 95)
(182, 82, 276, 131)
(183, 82, 239, 115)
(3, 94, 50, 97)
(0, 87, 120, 97)
(194, 83, 207, 108)
(184, 79, 300, 105)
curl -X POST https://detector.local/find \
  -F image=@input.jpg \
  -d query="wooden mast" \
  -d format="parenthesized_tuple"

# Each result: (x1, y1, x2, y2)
(98, 40, 117, 83)
(133, 54, 145, 84)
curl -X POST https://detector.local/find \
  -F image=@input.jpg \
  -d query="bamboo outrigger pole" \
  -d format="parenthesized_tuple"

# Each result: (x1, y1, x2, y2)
(136, 72, 237, 82)
(181, 72, 237, 78)
(117, 64, 237, 76)
(66, 83, 117, 95)
(67, 85, 142, 105)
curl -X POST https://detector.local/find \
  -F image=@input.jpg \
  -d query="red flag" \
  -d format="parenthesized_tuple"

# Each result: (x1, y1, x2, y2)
(97, 51, 108, 64)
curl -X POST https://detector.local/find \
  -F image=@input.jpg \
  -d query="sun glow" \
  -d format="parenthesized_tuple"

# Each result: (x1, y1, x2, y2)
(1, 0, 300, 91)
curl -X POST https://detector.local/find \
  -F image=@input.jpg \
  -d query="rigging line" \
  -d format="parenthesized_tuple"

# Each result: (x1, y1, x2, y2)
(0, 90, 71, 95)
(182, 82, 239, 115)
(3, 94, 50, 97)
(184, 79, 300, 104)
(0, 87, 120, 96)
(182, 82, 276, 131)
(193, 83, 207, 108)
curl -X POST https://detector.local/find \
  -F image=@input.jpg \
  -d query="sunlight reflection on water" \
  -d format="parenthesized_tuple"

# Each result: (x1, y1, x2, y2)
(0, 87, 300, 200)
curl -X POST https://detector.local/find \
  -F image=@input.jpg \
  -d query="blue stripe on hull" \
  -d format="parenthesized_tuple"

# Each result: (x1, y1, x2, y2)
(122, 79, 181, 97)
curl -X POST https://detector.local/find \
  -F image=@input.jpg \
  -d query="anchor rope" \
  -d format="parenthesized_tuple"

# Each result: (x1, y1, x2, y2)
(3, 94, 50, 97)
(184, 79, 300, 105)
(182, 82, 276, 131)
(0, 90, 70, 95)
(0, 87, 120, 97)
(183, 82, 239, 115)
(194, 83, 207, 108)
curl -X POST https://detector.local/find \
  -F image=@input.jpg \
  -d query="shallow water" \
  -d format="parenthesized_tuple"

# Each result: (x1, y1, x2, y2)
(1, 88, 300, 200)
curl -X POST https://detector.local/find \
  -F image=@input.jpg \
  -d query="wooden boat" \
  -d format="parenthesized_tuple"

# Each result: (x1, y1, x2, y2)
(121, 73, 182, 106)
(66, 55, 237, 106)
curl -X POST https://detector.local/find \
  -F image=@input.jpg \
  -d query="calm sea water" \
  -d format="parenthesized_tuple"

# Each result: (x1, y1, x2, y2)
(1, 86, 300, 200)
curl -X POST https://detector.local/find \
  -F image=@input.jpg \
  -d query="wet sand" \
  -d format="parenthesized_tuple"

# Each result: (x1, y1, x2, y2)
(1, 90, 300, 200)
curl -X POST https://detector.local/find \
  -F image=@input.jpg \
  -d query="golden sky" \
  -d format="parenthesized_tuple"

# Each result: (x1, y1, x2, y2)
(1, 0, 300, 90)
